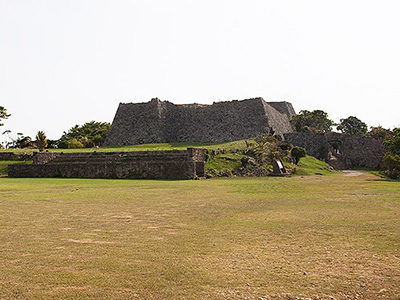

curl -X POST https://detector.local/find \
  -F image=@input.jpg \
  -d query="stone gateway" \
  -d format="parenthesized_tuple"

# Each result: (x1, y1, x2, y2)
(104, 97, 295, 146)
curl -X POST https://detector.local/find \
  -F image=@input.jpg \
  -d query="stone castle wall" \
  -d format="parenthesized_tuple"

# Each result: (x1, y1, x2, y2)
(105, 98, 295, 146)
(285, 132, 385, 169)
(8, 148, 207, 180)
(0, 152, 33, 161)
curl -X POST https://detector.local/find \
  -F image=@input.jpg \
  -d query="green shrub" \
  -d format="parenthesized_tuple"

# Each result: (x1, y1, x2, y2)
(382, 153, 400, 179)
(67, 139, 84, 149)
(291, 146, 307, 165)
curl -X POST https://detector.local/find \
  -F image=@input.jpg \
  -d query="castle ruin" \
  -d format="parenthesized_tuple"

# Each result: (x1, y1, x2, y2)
(8, 148, 207, 180)
(104, 97, 295, 146)
(5, 97, 386, 180)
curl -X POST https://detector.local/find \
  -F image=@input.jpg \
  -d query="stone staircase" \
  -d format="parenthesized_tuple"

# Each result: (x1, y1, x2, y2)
(327, 152, 347, 170)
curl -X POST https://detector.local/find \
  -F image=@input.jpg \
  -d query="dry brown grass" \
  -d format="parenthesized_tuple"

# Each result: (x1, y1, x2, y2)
(0, 171, 399, 299)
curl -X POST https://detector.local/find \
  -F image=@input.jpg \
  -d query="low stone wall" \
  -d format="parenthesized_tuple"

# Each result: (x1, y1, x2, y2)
(0, 152, 33, 161)
(285, 132, 384, 169)
(8, 161, 200, 180)
(33, 152, 60, 164)
(8, 148, 207, 180)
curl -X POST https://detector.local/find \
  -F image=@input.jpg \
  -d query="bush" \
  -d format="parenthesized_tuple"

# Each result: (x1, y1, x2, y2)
(291, 146, 307, 165)
(253, 135, 282, 163)
(67, 139, 84, 149)
(382, 153, 400, 179)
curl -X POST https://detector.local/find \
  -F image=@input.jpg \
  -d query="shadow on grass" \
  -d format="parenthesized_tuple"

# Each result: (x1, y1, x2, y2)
(367, 177, 400, 182)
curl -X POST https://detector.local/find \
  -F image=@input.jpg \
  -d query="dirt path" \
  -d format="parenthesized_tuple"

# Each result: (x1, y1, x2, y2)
(342, 170, 365, 176)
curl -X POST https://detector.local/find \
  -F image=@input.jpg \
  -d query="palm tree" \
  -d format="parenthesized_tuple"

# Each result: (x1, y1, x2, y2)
(36, 131, 48, 152)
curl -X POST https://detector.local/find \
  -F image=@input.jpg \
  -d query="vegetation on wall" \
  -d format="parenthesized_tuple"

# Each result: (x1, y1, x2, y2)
(205, 135, 330, 177)
(367, 126, 393, 140)
(290, 110, 334, 133)
(337, 116, 368, 135)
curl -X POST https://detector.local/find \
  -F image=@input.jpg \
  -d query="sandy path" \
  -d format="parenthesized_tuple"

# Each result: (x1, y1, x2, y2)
(342, 170, 364, 176)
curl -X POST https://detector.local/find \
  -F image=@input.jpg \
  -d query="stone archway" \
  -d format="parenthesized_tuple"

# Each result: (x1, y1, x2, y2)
(329, 140, 342, 155)
(328, 139, 346, 169)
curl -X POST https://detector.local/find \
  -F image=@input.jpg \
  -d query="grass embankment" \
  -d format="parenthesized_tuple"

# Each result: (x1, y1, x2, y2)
(0, 172, 399, 299)
(0, 140, 248, 154)
(295, 156, 335, 176)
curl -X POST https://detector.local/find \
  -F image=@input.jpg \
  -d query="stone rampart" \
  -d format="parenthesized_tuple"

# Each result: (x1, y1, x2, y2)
(33, 152, 60, 164)
(0, 152, 33, 161)
(8, 148, 207, 180)
(105, 98, 295, 146)
(285, 132, 384, 169)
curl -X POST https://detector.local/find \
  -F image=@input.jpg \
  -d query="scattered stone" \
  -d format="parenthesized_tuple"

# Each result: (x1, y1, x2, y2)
(241, 156, 257, 167)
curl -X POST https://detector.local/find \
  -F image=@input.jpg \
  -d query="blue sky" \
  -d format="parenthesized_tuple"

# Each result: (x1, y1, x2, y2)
(1, 0, 399, 141)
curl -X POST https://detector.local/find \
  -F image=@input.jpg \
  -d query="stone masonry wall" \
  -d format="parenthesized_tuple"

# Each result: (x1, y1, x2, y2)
(8, 148, 207, 180)
(105, 98, 295, 146)
(285, 132, 385, 169)
(0, 152, 33, 161)
(32, 152, 60, 164)
(8, 161, 198, 180)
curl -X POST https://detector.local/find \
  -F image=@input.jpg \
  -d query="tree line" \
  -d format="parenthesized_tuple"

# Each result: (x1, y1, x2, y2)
(0, 106, 110, 150)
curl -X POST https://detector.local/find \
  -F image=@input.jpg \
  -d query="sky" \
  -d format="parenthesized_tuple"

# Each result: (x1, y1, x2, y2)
(1, 0, 399, 143)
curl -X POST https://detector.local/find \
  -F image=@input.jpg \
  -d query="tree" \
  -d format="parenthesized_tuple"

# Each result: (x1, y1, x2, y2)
(290, 110, 334, 133)
(381, 128, 400, 179)
(58, 121, 110, 148)
(15, 135, 32, 149)
(0, 106, 10, 126)
(337, 116, 368, 135)
(291, 146, 307, 165)
(1, 130, 30, 149)
(383, 128, 400, 155)
(35, 131, 48, 152)
(367, 126, 393, 140)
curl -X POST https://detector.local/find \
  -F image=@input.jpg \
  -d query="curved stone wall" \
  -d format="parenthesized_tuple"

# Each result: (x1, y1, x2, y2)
(105, 98, 295, 146)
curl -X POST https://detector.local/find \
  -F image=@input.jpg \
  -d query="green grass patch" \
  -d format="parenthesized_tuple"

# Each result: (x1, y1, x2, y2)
(294, 155, 335, 176)
(206, 152, 244, 172)
(0, 140, 249, 154)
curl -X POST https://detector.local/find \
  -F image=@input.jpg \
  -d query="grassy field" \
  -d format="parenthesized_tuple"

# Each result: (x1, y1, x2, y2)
(0, 172, 399, 299)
